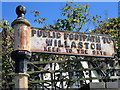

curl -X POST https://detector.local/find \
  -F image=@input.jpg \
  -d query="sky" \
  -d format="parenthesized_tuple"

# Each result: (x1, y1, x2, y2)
(1, 1, 119, 32)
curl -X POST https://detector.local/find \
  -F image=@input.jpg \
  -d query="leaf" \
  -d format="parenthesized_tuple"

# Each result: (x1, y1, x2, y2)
(42, 18, 46, 21)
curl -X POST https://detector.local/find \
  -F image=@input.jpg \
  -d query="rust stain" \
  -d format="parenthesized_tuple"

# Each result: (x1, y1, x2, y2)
(17, 25, 31, 51)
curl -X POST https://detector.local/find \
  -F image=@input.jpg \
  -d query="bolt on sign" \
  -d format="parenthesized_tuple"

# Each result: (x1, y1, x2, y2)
(29, 28, 116, 58)
(14, 27, 116, 58)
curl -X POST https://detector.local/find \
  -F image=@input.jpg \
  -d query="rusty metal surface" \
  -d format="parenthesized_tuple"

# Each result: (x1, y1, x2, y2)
(30, 28, 116, 57)
(14, 24, 31, 51)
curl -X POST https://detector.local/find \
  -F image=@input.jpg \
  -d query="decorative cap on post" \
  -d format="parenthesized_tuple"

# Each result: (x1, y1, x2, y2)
(16, 5, 26, 18)
(11, 5, 30, 27)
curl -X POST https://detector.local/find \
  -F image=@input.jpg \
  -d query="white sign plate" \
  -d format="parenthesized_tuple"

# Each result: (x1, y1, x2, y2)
(30, 28, 116, 57)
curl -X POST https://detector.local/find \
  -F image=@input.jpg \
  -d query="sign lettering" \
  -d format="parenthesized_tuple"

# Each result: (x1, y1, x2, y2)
(30, 28, 116, 57)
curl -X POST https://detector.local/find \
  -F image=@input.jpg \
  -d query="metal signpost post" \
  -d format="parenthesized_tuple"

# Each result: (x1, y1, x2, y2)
(11, 5, 31, 89)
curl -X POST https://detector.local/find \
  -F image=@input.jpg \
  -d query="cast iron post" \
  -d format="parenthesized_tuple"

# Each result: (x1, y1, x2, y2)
(11, 5, 31, 89)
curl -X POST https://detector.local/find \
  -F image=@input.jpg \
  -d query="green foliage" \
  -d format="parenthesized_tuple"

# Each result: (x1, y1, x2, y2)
(92, 18, 120, 58)
(31, 10, 47, 25)
(31, 2, 101, 32)
(1, 19, 15, 88)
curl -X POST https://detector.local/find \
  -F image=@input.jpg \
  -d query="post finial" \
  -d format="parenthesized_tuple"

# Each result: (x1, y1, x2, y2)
(16, 5, 26, 18)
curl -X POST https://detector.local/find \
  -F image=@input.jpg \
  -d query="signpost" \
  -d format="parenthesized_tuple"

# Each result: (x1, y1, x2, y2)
(11, 5, 116, 89)
(13, 26, 116, 58)
(11, 5, 31, 89)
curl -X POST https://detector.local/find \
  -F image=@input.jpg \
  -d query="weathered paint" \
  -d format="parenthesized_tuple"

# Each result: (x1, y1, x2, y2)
(12, 17, 31, 52)
(30, 28, 116, 58)
(14, 73, 29, 89)
(13, 24, 31, 51)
